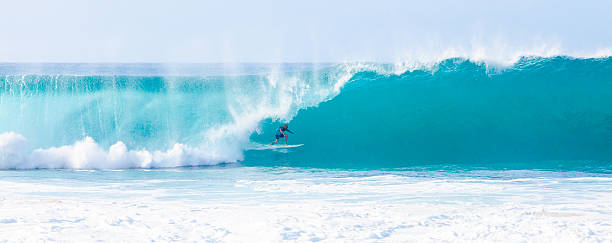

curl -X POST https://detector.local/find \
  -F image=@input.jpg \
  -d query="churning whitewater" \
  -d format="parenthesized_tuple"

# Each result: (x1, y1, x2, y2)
(1, 56, 612, 170)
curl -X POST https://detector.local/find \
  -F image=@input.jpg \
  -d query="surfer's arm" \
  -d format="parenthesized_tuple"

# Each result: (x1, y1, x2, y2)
(286, 129, 294, 134)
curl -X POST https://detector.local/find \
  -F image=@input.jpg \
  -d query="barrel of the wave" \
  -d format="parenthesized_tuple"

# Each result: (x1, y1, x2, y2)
(245, 57, 612, 171)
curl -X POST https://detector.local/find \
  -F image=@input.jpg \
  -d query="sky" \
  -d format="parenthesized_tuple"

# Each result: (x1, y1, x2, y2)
(0, 0, 611, 63)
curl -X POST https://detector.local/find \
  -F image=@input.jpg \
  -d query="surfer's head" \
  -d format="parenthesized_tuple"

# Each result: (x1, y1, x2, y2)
(283, 124, 289, 129)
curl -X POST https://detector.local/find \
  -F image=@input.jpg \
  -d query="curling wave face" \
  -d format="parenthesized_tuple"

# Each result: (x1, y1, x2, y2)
(247, 57, 612, 170)
(1, 57, 612, 169)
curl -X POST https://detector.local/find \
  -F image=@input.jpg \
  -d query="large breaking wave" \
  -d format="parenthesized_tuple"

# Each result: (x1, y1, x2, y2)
(1, 56, 612, 169)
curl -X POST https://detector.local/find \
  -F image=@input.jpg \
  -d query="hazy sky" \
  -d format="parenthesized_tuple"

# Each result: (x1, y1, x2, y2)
(1, 0, 611, 62)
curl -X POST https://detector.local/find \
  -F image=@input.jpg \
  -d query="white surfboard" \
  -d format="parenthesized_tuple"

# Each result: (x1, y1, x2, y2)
(252, 144, 304, 150)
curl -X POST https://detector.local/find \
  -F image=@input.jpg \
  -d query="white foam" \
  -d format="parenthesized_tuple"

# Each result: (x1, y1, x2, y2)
(0, 132, 28, 168)
(0, 171, 610, 242)
(0, 133, 234, 169)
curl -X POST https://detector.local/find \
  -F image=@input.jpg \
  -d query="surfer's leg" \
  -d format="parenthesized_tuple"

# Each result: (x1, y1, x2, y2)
(270, 139, 278, 145)
(284, 134, 288, 145)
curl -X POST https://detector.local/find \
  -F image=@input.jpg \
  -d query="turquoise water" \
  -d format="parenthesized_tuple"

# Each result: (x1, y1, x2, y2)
(2, 57, 611, 170)
(248, 58, 612, 170)
(1, 59, 612, 241)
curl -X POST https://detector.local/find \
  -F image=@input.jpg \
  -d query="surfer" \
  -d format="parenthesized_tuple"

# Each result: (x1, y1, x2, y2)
(270, 124, 294, 145)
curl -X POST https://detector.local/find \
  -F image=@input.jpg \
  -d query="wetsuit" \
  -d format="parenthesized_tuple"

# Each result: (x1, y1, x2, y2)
(275, 127, 294, 139)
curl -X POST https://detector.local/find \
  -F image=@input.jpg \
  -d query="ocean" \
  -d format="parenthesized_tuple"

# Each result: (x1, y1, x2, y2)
(1, 58, 611, 241)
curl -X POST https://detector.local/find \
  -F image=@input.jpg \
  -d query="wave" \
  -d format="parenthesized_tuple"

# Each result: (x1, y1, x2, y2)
(1, 56, 612, 169)
(249, 57, 612, 169)
(0, 63, 364, 169)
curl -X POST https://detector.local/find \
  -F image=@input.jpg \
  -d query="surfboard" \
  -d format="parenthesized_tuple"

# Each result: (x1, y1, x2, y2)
(251, 144, 304, 150)
(270, 144, 303, 148)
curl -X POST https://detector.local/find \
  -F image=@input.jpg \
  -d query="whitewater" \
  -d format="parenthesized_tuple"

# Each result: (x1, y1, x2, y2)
(1, 168, 611, 242)
(1, 55, 612, 242)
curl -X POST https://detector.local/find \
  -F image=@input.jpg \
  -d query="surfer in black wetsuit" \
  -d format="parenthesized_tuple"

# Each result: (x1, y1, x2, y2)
(270, 124, 294, 145)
